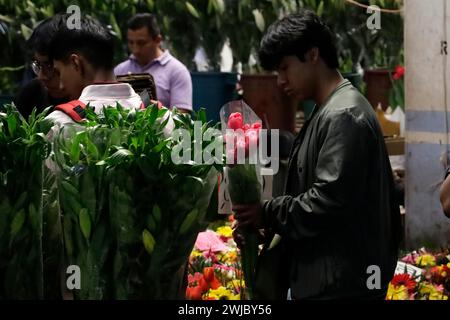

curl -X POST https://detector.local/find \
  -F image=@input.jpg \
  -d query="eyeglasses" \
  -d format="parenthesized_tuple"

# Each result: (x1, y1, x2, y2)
(31, 60, 55, 77)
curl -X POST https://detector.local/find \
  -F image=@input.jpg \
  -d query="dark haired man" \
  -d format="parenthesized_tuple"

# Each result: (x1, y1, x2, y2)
(233, 10, 401, 300)
(14, 15, 69, 118)
(114, 13, 192, 112)
(45, 14, 156, 130)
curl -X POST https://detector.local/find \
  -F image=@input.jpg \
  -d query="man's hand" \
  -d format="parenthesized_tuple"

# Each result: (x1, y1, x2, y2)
(232, 202, 263, 230)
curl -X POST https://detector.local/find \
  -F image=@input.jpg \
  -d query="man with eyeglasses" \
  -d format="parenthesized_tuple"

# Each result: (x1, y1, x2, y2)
(114, 13, 192, 112)
(14, 16, 69, 118)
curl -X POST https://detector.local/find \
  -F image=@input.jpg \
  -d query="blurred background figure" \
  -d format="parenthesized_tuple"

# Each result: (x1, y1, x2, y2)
(14, 15, 69, 118)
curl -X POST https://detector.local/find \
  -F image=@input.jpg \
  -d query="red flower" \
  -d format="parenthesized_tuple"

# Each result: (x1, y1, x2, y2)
(203, 267, 216, 282)
(227, 112, 243, 130)
(251, 122, 262, 130)
(393, 65, 405, 80)
(186, 285, 203, 300)
(391, 273, 416, 293)
(188, 272, 209, 293)
(203, 267, 222, 290)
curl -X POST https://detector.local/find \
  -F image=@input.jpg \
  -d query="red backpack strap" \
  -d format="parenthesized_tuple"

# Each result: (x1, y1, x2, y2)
(55, 100, 87, 122)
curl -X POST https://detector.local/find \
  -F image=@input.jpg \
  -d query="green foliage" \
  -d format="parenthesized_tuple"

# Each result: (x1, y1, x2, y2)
(0, 103, 52, 298)
(53, 104, 222, 299)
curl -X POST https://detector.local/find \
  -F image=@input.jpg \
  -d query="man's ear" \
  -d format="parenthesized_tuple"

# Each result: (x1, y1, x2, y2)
(153, 34, 163, 45)
(70, 53, 85, 75)
(307, 47, 320, 64)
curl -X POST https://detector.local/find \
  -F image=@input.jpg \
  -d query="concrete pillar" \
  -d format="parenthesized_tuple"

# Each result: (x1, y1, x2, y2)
(405, 0, 450, 248)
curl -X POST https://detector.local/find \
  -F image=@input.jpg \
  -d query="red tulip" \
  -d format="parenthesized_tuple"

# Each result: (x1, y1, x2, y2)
(203, 267, 216, 282)
(209, 278, 222, 290)
(227, 112, 244, 130)
(186, 285, 203, 300)
(242, 124, 251, 131)
(199, 276, 209, 293)
(251, 122, 262, 130)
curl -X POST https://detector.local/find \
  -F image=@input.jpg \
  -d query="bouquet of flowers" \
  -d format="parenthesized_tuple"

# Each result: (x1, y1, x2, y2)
(220, 100, 263, 299)
(186, 218, 243, 300)
(387, 248, 450, 300)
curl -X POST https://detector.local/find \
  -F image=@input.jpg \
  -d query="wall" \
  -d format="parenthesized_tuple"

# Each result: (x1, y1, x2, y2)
(405, 0, 450, 248)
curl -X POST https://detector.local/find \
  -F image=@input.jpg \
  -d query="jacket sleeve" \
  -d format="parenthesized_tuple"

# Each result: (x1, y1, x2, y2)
(263, 109, 374, 241)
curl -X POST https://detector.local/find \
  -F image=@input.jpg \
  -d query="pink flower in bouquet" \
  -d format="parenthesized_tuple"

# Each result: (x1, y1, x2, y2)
(225, 112, 262, 164)
(203, 250, 219, 263)
(228, 112, 244, 130)
(401, 252, 419, 265)
(188, 272, 209, 293)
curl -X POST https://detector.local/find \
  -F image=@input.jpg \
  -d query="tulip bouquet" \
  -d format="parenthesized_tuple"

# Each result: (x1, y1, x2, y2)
(0, 104, 53, 299)
(220, 100, 263, 299)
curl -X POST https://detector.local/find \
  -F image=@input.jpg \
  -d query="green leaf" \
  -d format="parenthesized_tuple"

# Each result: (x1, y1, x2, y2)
(28, 203, 40, 233)
(146, 215, 157, 233)
(10, 209, 26, 237)
(60, 180, 79, 197)
(252, 9, 265, 32)
(216, 0, 225, 14)
(0, 14, 14, 23)
(317, 1, 324, 17)
(197, 108, 207, 124)
(108, 148, 134, 166)
(79, 209, 91, 241)
(142, 229, 156, 255)
(179, 209, 198, 234)
(186, 2, 200, 19)
(152, 205, 162, 224)
(13, 192, 27, 211)
(86, 138, 99, 160)
(109, 13, 122, 40)
(20, 23, 33, 40)
(7, 113, 16, 136)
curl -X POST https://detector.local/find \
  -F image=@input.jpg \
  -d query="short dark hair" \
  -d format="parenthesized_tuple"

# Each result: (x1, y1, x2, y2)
(27, 14, 65, 58)
(49, 14, 114, 71)
(127, 13, 160, 38)
(258, 10, 339, 70)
